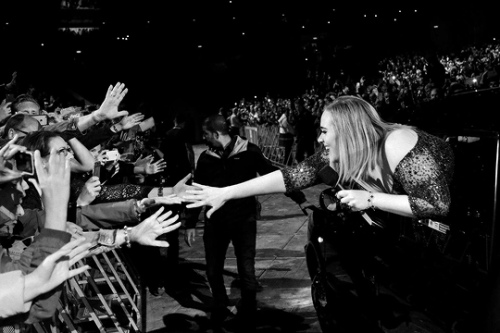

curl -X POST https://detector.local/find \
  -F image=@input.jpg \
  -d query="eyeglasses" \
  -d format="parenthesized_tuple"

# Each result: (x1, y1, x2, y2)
(57, 147, 74, 156)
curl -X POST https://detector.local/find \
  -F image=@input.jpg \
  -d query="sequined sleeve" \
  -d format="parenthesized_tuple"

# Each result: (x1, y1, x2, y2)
(281, 149, 330, 193)
(393, 131, 454, 220)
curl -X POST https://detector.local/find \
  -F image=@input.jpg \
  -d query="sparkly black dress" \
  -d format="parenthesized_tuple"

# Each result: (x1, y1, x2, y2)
(281, 130, 454, 220)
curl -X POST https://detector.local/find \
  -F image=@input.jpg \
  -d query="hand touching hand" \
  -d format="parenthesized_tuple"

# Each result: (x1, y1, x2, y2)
(185, 183, 229, 219)
(173, 174, 196, 198)
(136, 195, 183, 214)
(93, 83, 129, 122)
(119, 113, 145, 131)
(129, 207, 181, 247)
(76, 176, 101, 207)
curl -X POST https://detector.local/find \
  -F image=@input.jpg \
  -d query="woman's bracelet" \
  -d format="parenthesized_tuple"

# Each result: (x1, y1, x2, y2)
(367, 191, 376, 210)
(123, 226, 132, 248)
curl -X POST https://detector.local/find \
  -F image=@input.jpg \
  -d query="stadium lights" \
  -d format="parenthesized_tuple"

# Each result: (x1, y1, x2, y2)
(198, 45, 202, 48)
(375, 14, 377, 17)
(394, 18, 397, 21)
(41, 43, 44, 47)
(76, 50, 81, 54)
(434, 25, 439, 29)
(5, 22, 8, 25)
(327, 21, 331, 24)
(399, 10, 402, 13)
(302, 25, 305, 29)
(242, 32, 245, 35)
(415, 10, 417, 12)
(313, 37, 317, 40)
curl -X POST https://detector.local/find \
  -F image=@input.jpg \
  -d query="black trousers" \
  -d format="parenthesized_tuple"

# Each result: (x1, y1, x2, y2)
(203, 215, 258, 310)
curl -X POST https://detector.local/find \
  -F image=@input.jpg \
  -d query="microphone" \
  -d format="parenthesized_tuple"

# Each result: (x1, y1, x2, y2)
(317, 165, 339, 187)
(317, 165, 380, 227)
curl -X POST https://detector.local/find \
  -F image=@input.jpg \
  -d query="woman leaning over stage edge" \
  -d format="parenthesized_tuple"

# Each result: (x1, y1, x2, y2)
(186, 95, 454, 223)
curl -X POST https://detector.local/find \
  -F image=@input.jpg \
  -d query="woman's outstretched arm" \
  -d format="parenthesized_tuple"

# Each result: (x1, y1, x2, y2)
(185, 170, 286, 218)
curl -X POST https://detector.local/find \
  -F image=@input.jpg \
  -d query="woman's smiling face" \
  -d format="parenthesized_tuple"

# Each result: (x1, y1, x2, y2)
(318, 111, 338, 164)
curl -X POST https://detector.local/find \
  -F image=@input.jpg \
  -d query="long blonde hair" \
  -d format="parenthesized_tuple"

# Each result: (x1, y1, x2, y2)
(324, 95, 409, 184)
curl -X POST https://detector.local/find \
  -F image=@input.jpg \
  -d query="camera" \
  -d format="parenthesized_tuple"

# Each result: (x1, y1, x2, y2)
(13, 151, 34, 176)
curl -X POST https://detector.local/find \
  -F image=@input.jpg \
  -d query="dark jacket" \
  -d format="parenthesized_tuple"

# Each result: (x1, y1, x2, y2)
(187, 136, 276, 225)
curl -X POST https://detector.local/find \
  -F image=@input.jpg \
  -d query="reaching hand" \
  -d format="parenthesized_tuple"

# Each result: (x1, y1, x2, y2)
(129, 207, 181, 247)
(94, 83, 129, 122)
(136, 195, 183, 214)
(172, 173, 197, 199)
(134, 154, 153, 168)
(0, 99, 12, 121)
(24, 237, 91, 302)
(185, 183, 229, 218)
(5, 71, 17, 90)
(34, 148, 71, 215)
(119, 113, 145, 130)
(0, 135, 25, 185)
(146, 158, 166, 175)
(76, 176, 101, 207)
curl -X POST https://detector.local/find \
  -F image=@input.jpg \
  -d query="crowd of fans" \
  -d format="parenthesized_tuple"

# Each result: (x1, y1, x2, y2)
(1, 35, 500, 329)
(0, 78, 196, 327)
(223, 41, 500, 128)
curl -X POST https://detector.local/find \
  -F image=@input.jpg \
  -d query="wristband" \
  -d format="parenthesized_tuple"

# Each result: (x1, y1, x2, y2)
(123, 226, 132, 248)
(367, 191, 376, 210)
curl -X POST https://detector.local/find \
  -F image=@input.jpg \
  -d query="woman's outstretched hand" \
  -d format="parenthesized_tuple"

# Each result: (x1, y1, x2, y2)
(129, 207, 181, 247)
(184, 183, 229, 219)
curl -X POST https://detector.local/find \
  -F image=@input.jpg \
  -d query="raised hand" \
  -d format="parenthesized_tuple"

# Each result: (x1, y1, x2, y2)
(23, 237, 91, 302)
(0, 135, 25, 184)
(118, 113, 145, 131)
(0, 99, 12, 122)
(146, 158, 166, 175)
(76, 176, 101, 207)
(185, 183, 228, 218)
(134, 154, 153, 168)
(129, 207, 181, 247)
(34, 148, 71, 230)
(93, 82, 129, 122)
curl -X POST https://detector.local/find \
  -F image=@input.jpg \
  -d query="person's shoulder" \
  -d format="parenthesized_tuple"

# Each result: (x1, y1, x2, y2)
(385, 128, 418, 168)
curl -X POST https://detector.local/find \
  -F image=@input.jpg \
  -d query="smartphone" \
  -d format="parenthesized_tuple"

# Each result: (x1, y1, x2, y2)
(14, 151, 34, 176)
(97, 149, 121, 164)
(32, 115, 48, 126)
(138, 117, 155, 132)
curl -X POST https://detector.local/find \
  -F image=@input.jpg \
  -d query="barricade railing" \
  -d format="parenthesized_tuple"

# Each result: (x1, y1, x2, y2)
(26, 248, 143, 333)
(243, 125, 296, 167)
